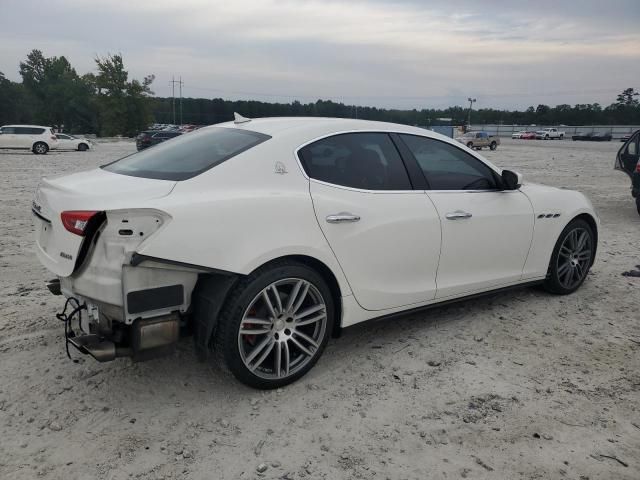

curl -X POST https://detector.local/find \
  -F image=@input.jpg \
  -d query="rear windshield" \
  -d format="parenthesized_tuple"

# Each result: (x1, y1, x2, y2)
(103, 127, 271, 181)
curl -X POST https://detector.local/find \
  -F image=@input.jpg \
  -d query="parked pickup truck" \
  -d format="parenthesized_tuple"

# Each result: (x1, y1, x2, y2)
(455, 131, 500, 150)
(535, 128, 565, 140)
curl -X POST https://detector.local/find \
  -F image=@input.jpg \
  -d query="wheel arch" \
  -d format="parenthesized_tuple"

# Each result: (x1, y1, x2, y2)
(191, 254, 344, 360)
(32, 141, 49, 153)
(244, 254, 344, 338)
(570, 212, 598, 266)
(286, 254, 343, 338)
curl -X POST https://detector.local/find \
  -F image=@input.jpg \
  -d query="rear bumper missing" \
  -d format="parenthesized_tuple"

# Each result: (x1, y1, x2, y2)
(67, 312, 180, 362)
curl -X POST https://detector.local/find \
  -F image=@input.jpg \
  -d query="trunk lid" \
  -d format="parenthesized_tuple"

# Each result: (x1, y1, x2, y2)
(33, 168, 175, 277)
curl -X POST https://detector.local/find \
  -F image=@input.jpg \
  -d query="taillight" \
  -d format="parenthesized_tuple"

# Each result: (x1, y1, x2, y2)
(636, 161, 640, 173)
(61, 211, 98, 236)
(51, 136, 57, 141)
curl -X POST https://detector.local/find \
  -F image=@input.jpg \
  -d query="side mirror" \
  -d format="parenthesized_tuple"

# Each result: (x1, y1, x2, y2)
(502, 169, 522, 190)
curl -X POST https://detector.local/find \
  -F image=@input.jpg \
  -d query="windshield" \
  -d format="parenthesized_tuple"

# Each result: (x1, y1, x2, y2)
(103, 126, 271, 181)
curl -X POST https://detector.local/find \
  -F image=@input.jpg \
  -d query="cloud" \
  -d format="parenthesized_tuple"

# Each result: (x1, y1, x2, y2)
(0, 0, 638, 109)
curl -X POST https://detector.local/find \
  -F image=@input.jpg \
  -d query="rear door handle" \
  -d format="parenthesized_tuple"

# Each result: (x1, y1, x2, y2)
(326, 212, 361, 224)
(445, 210, 473, 220)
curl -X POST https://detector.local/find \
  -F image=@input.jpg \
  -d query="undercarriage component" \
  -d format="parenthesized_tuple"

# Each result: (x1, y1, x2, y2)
(65, 312, 180, 362)
(47, 278, 62, 295)
(68, 334, 127, 362)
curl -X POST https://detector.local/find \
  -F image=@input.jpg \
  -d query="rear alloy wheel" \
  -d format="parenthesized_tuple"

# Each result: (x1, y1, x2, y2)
(544, 219, 594, 294)
(489, 141, 497, 150)
(215, 262, 334, 389)
(33, 142, 48, 155)
(78, 143, 89, 151)
(466, 142, 473, 148)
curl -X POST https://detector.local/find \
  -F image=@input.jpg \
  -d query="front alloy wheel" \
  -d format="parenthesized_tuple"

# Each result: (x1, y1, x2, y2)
(215, 262, 334, 388)
(544, 219, 594, 294)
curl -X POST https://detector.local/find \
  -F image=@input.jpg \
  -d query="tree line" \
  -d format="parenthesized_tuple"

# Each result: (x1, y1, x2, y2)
(1, 50, 639, 136)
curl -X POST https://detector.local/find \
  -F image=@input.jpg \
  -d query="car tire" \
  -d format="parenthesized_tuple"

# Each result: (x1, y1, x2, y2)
(543, 219, 595, 295)
(489, 141, 497, 150)
(544, 135, 549, 140)
(559, 135, 564, 140)
(78, 143, 89, 151)
(466, 142, 473, 148)
(32, 142, 49, 155)
(214, 260, 335, 389)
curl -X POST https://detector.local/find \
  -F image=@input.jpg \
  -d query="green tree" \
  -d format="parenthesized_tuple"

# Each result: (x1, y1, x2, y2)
(93, 54, 154, 136)
(616, 88, 639, 106)
(18, 49, 95, 132)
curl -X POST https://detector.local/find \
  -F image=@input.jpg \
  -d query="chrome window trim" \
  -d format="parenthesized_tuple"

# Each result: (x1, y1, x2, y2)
(293, 129, 505, 194)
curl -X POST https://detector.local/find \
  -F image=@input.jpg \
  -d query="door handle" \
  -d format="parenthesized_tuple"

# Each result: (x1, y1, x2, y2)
(326, 212, 361, 224)
(445, 210, 473, 220)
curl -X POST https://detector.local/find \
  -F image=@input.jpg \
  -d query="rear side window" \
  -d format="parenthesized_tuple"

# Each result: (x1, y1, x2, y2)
(103, 127, 271, 181)
(400, 134, 499, 190)
(298, 133, 411, 190)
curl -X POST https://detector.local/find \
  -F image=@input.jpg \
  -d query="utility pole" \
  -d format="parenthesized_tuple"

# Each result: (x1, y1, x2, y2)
(169, 76, 184, 125)
(171, 76, 175, 125)
(467, 97, 477, 130)
(179, 76, 183, 126)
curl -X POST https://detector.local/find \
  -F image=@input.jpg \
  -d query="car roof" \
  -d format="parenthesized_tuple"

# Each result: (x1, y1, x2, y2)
(210, 116, 442, 142)
(1, 124, 52, 128)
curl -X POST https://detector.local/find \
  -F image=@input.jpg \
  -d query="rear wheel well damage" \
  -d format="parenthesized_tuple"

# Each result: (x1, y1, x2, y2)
(190, 255, 343, 360)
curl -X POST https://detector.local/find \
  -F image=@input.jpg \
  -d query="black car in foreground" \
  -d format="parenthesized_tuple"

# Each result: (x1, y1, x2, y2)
(136, 130, 182, 151)
(572, 132, 612, 141)
(615, 129, 640, 215)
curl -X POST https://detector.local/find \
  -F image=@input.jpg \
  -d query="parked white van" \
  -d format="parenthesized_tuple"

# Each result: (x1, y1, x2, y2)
(0, 125, 58, 154)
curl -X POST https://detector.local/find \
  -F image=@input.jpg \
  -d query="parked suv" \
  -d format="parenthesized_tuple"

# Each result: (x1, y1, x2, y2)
(0, 125, 58, 154)
(615, 129, 640, 215)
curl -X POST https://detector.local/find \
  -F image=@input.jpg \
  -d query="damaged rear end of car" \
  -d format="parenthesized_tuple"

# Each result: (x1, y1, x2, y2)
(33, 124, 272, 363)
(33, 173, 201, 362)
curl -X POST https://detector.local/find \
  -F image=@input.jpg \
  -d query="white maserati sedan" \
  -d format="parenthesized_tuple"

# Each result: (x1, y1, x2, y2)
(32, 116, 598, 388)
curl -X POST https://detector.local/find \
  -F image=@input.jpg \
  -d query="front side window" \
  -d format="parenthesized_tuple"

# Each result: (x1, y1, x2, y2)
(298, 133, 411, 190)
(103, 127, 270, 181)
(400, 134, 499, 190)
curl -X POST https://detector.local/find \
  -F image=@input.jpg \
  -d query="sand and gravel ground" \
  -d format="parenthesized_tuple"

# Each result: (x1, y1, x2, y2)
(0, 138, 639, 480)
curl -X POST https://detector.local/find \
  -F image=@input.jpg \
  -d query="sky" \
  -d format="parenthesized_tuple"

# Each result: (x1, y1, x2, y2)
(1, 0, 639, 110)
